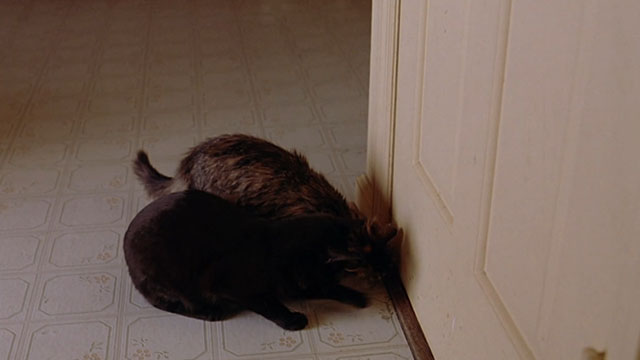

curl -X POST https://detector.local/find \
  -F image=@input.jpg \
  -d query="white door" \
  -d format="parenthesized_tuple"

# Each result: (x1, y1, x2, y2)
(383, 0, 640, 359)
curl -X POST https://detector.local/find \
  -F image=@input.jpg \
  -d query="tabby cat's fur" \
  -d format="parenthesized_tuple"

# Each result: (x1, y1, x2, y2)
(133, 134, 398, 276)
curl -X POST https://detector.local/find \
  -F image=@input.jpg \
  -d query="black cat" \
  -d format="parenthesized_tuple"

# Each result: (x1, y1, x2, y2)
(123, 190, 367, 330)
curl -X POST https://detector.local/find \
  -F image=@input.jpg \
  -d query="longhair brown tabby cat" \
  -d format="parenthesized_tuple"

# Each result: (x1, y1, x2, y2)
(133, 134, 398, 276)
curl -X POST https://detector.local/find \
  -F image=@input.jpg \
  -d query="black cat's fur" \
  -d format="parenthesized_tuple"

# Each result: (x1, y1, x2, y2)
(124, 190, 367, 330)
(133, 134, 398, 277)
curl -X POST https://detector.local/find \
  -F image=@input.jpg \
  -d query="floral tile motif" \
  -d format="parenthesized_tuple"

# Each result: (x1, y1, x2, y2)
(312, 292, 408, 352)
(35, 271, 119, 319)
(318, 347, 414, 360)
(125, 315, 208, 360)
(25, 321, 112, 360)
(47, 230, 120, 269)
(0, 198, 51, 231)
(67, 164, 129, 193)
(219, 310, 311, 359)
(9, 143, 68, 167)
(0, 168, 60, 196)
(58, 195, 126, 228)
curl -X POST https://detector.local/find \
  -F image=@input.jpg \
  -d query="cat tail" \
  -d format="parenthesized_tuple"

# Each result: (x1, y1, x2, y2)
(133, 150, 180, 198)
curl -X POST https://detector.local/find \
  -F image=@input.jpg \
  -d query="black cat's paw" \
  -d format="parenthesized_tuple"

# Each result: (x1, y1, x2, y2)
(282, 312, 308, 331)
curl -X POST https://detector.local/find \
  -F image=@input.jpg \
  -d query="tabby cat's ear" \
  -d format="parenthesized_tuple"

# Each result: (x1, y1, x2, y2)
(347, 201, 365, 219)
(366, 219, 398, 245)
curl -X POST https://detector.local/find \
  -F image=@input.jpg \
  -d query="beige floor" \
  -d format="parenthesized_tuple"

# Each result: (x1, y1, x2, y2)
(0, 1, 413, 359)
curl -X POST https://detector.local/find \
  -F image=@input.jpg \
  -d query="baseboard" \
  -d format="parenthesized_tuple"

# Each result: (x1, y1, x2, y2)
(384, 272, 435, 360)
(355, 175, 434, 359)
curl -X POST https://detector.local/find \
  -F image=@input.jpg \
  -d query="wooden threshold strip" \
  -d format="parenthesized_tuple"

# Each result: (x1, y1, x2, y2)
(384, 272, 435, 360)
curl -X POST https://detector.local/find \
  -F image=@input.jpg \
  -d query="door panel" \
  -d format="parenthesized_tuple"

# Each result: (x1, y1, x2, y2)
(414, 0, 467, 217)
(389, 0, 640, 359)
(393, 0, 523, 358)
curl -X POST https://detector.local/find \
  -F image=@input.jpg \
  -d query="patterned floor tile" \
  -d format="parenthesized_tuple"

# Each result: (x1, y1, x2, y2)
(0, 0, 414, 359)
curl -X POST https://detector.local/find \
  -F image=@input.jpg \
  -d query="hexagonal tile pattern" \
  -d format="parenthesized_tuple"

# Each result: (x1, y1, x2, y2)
(37, 272, 118, 317)
(313, 293, 406, 352)
(0, 169, 60, 196)
(19, 117, 75, 140)
(125, 315, 207, 360)
(9, 143, 68, 166)
(26, 321, 111, 360)
(0, 278, 30, 320)
(0, 328, 17, 360)
(319, 348, 414, 360)
(48, 230, 119, 268)
(0, 236, 41, 272)
(265, 125, 327, 150)
(140, 133, 197, 158)
(75, 138, 132, 161)
(305, 152, 338, 176)
(263, 104, 316, 126)
(143, 111, 196, 133)
(128, 282, 152, 310)
(0, 199, 51, 231)
(220, 310, 310, 358)
(81, 114, 136, 136)
(67, 164, 128, 193)
(320, 98, 368, 124)
(58, 195, 125, 227)
(87, 93, 138, 114)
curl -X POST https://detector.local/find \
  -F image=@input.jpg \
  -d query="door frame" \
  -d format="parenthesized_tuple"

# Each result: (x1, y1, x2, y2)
(356, 0, 399, 221)
(357, 2, 434, 359)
